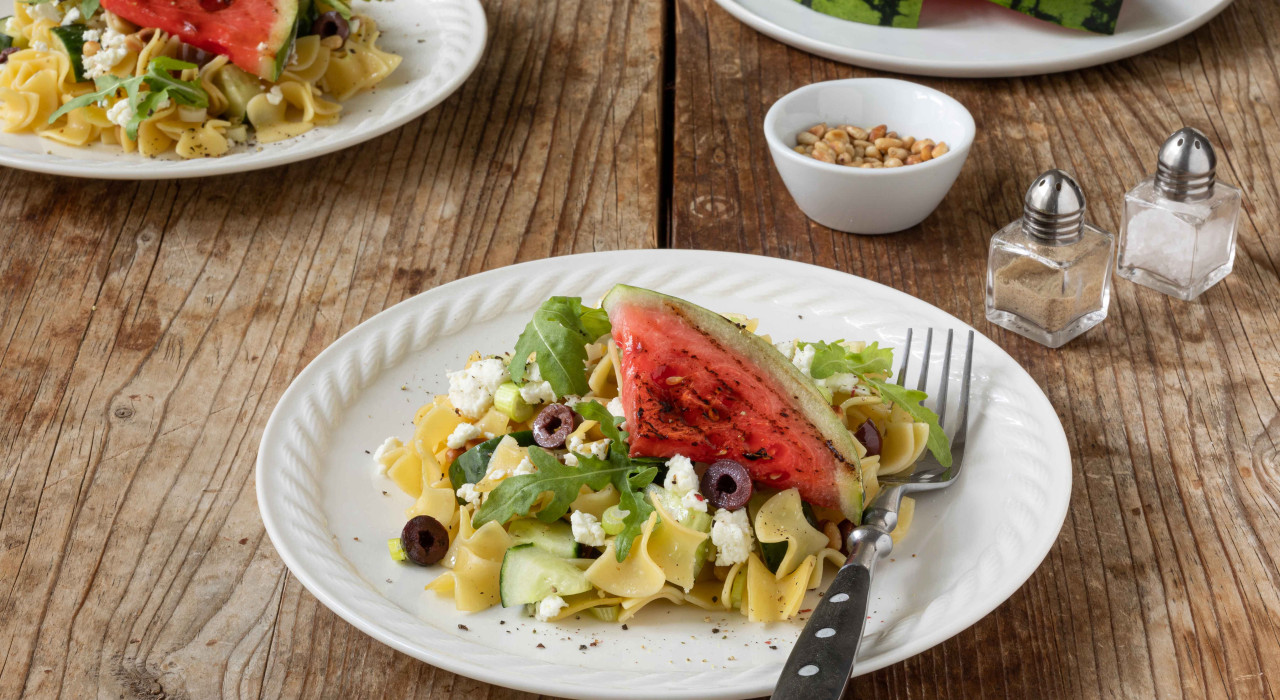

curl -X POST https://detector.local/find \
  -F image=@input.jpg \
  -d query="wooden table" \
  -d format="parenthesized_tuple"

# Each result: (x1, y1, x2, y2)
(3, 0, 1278, 697)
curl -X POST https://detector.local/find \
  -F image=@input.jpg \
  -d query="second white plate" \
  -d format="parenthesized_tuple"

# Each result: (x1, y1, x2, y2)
(256, 250, 1072, 699)
(715, 0, 1233, 78)
(0, 0, 486, 178)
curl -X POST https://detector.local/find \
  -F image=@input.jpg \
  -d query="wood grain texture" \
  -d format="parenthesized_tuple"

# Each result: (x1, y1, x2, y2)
(0, 0, 660, 697)
(671, 0, 1280, 698)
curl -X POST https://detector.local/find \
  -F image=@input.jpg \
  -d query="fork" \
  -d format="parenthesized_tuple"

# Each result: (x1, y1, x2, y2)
(773, 328, 975, 700)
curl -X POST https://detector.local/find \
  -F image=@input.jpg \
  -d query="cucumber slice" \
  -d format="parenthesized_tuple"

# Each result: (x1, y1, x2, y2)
(499, 543, 591, 607)
(49, 25, 88, 82)
(587, 604, 621, 622)
(211, 64, 265, 123)
(507, 519, 579, 558)
(0, 19, 12, 51)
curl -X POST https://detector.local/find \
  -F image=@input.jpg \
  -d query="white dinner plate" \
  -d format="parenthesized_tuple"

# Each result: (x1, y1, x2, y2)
(256, 250, 1071, 699)
(0, 0, 485, 178)
(715, 0, 1232, 77)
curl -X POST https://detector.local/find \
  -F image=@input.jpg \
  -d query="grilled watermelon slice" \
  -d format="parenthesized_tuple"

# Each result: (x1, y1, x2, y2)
(100, 0, 303, 80)
(601, 285, 864, 522)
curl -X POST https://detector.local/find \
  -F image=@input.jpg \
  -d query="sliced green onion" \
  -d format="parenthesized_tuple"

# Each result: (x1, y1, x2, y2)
(729, 568, 748, 608)
(388, 537, 409, 562)
(587, 604, 622, 622)
(494, 382, 535, 422)
(601, 505, 629, 535)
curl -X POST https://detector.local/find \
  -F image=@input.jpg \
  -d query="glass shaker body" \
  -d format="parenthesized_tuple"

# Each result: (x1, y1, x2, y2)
(1116, 176, 1242, 301)
(985, 219, 1115, 348)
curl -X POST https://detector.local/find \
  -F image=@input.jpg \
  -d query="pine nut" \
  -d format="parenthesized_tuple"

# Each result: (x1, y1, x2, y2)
(793, 123, 945, 169)
(83, 41, 101, 57)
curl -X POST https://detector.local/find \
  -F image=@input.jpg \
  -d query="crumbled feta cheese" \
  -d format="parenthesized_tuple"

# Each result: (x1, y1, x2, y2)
(562, 395, 584, 407)
(81, 29, 100, 42)
(349, 17, 361, 34)
(680, 488, 708, 514)
(29, 2, 62, 24)
(447, 358, 510, 419)
(83, 27, 128, 79)
(488, 470, 507, 480)
(663, 454, 699, 495)
(711, 508, 753, 566)
(567, 434, 610, 460)
(774, 339, 796, 360)
(563, 453, 579, 467)
(105, 99, 134, 128)
(60, 7, 81, 26)
(513, 455, 536, 476)
(570, 511, 607, 547)
(534, 594, 567, 621)
(372, 436, 402, 474)
(456, 483, 482, 507)
(256, 41, 270, 52)
(445, 422, 482, 450)
(606, 397, 625, 419)
(31, 40, 49, 51)
(519, 380, 555, 406)
(265, 85, 284, 106)
(822, 372, 859, 394)
(791, 343, 815, 376)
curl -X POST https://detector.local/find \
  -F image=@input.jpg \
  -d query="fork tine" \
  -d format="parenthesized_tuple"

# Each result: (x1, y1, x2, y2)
(952, 330, 975, 451)
(933, 329, 954, 429)
(915, 328, 934, 393)
(895, 328, 914, 387)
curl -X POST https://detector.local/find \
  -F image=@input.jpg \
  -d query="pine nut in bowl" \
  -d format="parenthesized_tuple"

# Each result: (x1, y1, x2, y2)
(765, 78, 975, 235)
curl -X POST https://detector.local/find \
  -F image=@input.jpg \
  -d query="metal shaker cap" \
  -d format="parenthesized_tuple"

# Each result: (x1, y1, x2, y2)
(1022, 169, 1085, 243)
(1155, 127, 1216, 201)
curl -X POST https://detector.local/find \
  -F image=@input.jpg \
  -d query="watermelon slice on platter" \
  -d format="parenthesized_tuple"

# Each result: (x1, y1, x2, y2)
(100, 0, 304, 80)
(796, 0, 1123, 34)
(601, 285, 865, 523)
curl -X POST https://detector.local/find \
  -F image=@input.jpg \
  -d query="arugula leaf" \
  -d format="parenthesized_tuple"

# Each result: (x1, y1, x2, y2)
(80, 0, 100, 19)
(806, 341, 894, 379)
(471, 401, 657, 562)
(48, 57, 207, 140)
(572, 401, 655, 561)
(862, 376, 952, 467)
(510, 297, 611, 398)
(473, 447, 613, 527)
(579, 305, 612, 342)
(449, 430, 535, 492)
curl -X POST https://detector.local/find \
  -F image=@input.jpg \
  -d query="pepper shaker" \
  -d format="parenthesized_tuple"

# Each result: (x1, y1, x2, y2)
(1116, 127, 1242, 300)
(985, 169, 1116, 348)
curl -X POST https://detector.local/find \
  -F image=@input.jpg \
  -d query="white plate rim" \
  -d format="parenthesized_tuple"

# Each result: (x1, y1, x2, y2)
(255, 249, 1072, 699)
(712, 0, 1233, 78)
(0, 0, 486, 179)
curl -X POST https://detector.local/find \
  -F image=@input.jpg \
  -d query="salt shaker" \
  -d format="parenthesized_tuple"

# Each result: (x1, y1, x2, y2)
(985, 169, 1116, 348)
(1116, 127, 1242, 300)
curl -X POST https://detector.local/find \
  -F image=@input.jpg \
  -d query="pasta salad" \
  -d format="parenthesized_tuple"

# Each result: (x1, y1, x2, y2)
(0, 0, 400, 158)
(375, 288, 947, 624)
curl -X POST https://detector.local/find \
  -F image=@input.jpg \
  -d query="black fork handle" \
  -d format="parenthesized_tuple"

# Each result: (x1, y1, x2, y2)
(773, 540, 880, 700)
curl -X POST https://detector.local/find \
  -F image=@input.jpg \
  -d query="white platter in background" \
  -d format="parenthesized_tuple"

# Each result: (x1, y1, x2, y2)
(715, 0, 1233, 78)
(0, 0, 486, 178)
(256, 250, 1072, 699)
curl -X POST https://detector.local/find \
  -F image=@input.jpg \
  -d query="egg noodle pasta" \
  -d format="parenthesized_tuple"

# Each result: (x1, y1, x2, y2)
(0, 0, 400, 158)
(375, 292, 947, 623)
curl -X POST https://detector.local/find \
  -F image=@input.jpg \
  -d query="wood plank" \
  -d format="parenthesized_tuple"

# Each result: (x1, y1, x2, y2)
(0, 0, 661, 696)
(671, 0, 1280, 697)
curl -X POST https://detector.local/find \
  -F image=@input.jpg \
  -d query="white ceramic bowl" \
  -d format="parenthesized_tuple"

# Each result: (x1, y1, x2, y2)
(764, 78, 975, 235)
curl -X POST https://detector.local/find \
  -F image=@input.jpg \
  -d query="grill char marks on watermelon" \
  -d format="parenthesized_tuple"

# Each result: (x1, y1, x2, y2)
(100, 0, 302, 80)
(602, 285, 864, 522)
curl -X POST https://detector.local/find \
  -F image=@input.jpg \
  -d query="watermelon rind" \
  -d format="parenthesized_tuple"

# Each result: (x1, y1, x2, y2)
(602, 285, 864, 522)
(987, 0, 1121, 35)
(798, 0, 923, 29)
